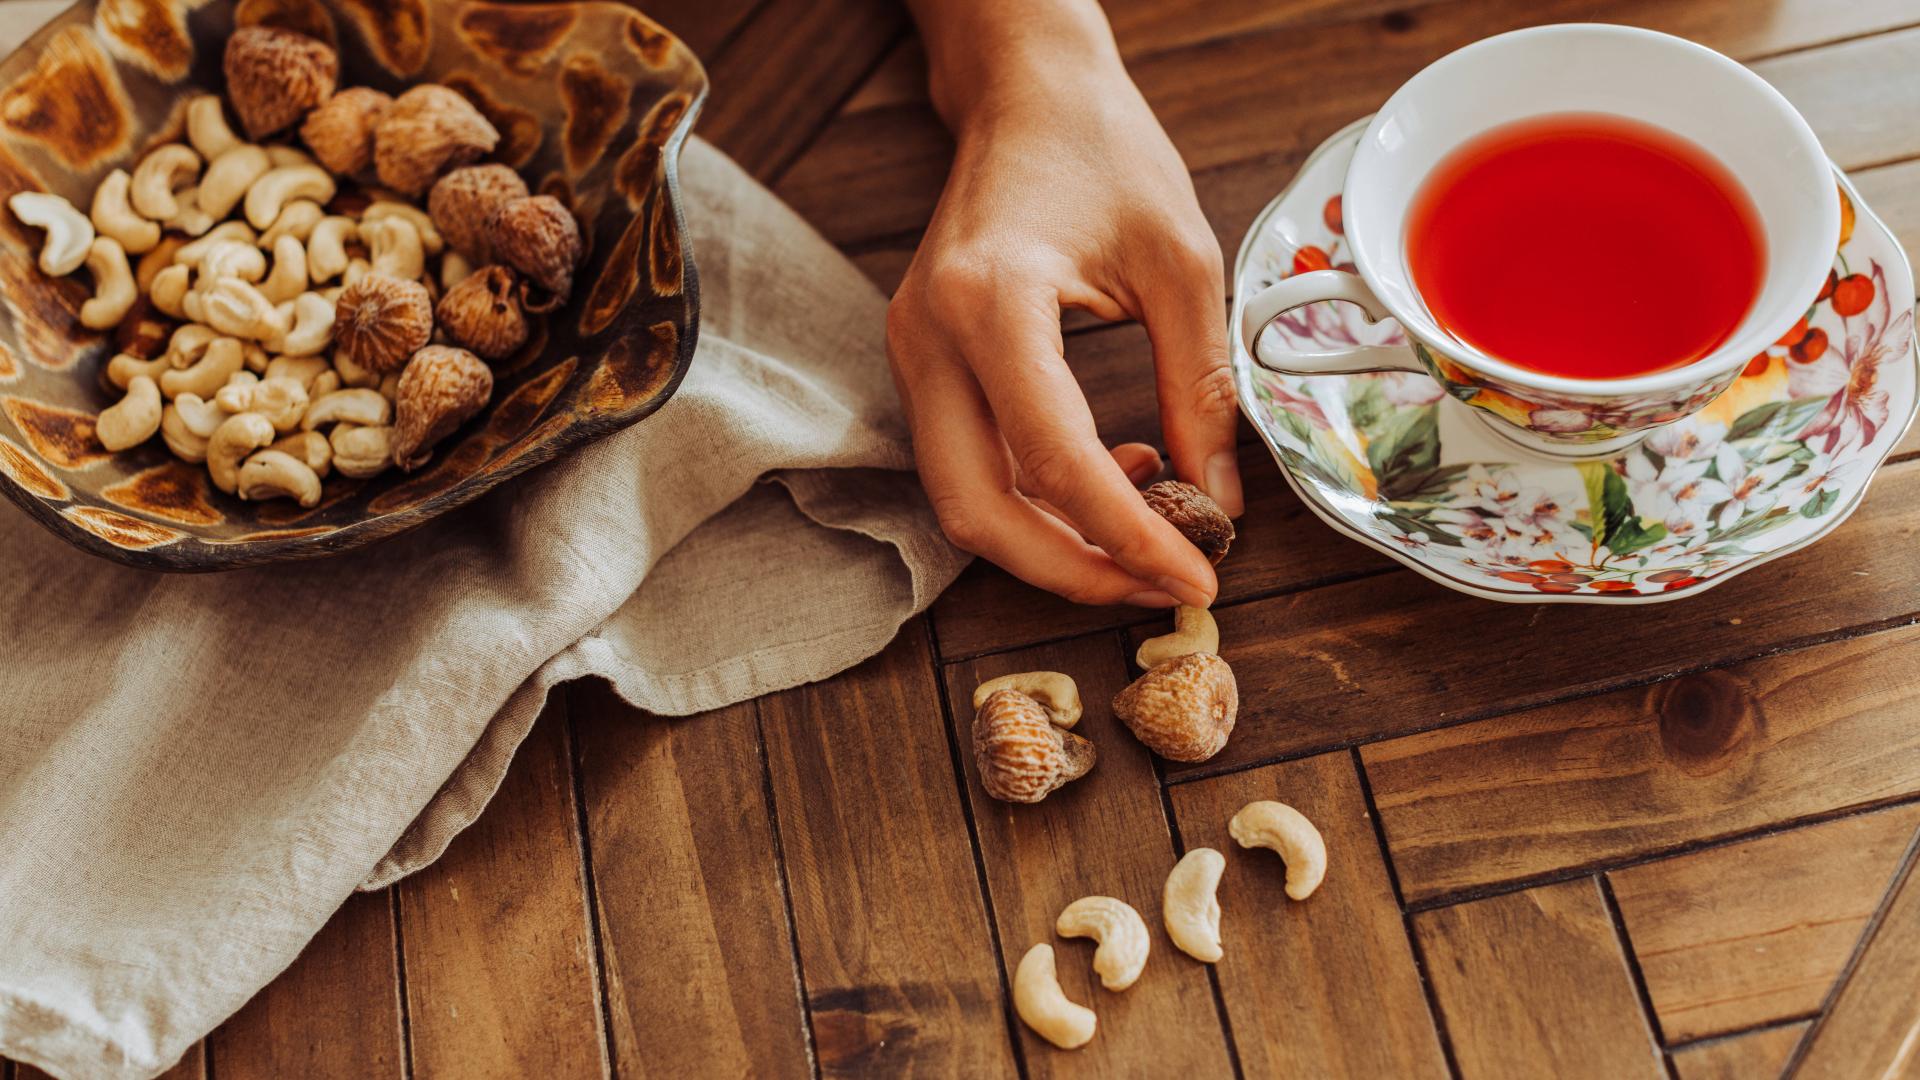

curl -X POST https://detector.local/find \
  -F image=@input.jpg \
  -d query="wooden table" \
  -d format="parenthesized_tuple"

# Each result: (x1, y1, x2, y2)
(12, 1, 1920, 1077)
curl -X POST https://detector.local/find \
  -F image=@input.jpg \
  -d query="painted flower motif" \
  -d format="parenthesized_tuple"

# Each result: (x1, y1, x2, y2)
(1626, 453, 1731, 540)
(1711, 445, 1794, 530)
(1452, 464, 1523, 509)
(1795, 451, 1861, 498)
(1379, 518, 1431, 553)
(1791, 262, 1908, 453)
(1645, 420, 1727, 461)
(1371, 371, 1445, 407)
(1261, 379, 1331, 430)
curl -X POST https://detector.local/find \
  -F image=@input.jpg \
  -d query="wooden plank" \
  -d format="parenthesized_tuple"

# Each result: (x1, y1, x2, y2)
(1172, 459, 1920, 777)
(932, 441, 1394, 660)
(1361, 620, 1920, 904)
(780, 0, 1920, 251)
(569, 681, 813, 1079)
(1785, 825, 1920, 1079)
(210, 890, 404, 1080)
(697, 0, 906, 182)
(1168, 753, 1447, 1077)
(13, 1044, 204, 1080)
(1852, 159, 1920, 270)
(1414, 878, 1664, 1080)
(757, 624, 1019, 1076)
(1671, 1022, 1810, 1080)
(1609, 804, 1920, 1042)
(635, 0, 768, 60)
(395, 700, 605, 1078)
(941, 635, 1235, 1075)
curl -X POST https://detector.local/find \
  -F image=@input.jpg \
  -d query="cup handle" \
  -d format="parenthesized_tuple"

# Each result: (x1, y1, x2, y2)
(1239, 269, 1423, 375)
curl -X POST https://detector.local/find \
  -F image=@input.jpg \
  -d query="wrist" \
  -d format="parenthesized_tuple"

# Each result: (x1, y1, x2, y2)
(914, 0, 1124, 134)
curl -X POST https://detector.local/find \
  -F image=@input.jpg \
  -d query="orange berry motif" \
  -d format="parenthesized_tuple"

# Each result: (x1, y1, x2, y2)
(1324, 195, 1344, 235)
(1791, 328, 1829, 364)
(1743, 354, 1770, 377)
(1775, 316, 1807, 348)
(1292, 245, 1332, 275)
(1837, 184, 1855, 249)
(1590, 580, 1638, 593)
(1831, 273, 1874, 317)
(1818, 268, 1838, 301)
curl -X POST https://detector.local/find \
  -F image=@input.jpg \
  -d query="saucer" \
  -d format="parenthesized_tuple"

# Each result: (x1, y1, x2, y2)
(1230, 117, 1918, 602)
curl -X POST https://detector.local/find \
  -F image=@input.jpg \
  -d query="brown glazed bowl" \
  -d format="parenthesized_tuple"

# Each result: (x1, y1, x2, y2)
(0, 0, 704, 570)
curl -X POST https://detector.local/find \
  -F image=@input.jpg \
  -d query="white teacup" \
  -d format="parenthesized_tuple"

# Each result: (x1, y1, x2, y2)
(1236, 24, 1840, 459)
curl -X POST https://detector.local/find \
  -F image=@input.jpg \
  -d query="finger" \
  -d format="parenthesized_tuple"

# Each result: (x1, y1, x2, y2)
(1024, 443, 1162, 531)
(1138, 235, 1244, 516)
(893, 348, 1180, 608)
(961, 301, 1219, 607)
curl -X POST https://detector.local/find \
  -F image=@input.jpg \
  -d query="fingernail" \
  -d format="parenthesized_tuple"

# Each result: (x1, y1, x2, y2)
(1124, 589, 1180, 608)
(1205, 451, 1245, 517)
(1155, 576, 1214, 609)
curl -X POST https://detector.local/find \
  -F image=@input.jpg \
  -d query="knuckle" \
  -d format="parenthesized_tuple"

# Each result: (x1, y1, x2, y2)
(930, 494, 992, 555)
(1016, 441, 1083, 499)
(1169, 231, 1224, 279)
(1184, 363, 1238, 421)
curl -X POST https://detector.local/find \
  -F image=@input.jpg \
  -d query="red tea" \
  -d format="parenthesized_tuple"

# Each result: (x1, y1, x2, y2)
(1407, 113, 1764, 380)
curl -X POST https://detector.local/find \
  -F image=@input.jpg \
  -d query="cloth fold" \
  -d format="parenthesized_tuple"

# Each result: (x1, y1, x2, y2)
(0, 132, 966, 1079)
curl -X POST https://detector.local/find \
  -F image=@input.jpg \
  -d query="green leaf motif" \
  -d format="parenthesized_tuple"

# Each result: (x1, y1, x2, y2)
(1800, 487, 1840, 519)
(1368, 405, 1442, 499)
(1727, 397, 1831, 442)
(1579, 461, 1667, 557)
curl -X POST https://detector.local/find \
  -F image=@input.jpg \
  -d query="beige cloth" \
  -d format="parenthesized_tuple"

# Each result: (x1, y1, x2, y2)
(0, 51, 967, 1080)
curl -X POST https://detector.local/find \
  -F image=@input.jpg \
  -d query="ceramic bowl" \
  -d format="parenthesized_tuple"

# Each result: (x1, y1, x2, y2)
(0, 0, 705, 570)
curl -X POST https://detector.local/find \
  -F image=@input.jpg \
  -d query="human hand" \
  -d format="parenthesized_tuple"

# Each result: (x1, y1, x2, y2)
(886, 11, 1240, 609)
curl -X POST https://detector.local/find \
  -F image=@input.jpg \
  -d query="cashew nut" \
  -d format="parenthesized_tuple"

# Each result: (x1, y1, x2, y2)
(307, 216, 357, 283)
(362, 200, 445, 255)
(207, 412, 275, 493)
(265, 145, 315, 170)
(971, 672, 1082, 729)
(236, 449, 322, 507)
(342, 257, 371, 288)
(89, 170, 159, 254)
(107, 351, 170, 389)
(160, 403, 209, 461)
(331, 347, 379, 388)
(150, 264, 191, 318)
(260, 234, 308, 304)
(1163, 848, 1226, 963)
(1055, 897, 1149, 992)
(1136, 606, 1220, 671)
(329, 423, 393, 478)
(197, 144, 272, 220)
(378, 373, 401, 404)
(214, 371, 258, 413)
(200, 278, 282, 341)
(311, 370, 341, 397)
(198, 240, 266, 284)
(172, 393, 227, 439)
(160, 336, 245, 400)
(1228, 801, 1326, 901)
(135, 235, 186, 292)
(130, 144, 201, 221)
(272, 292, 335, 357)
(243, 342, 270, 374)
(8, 192, 94, 276)
(186, 95, 240, 159)
(364, 216, 424, 281)
(259, 199, 324, 247)
(227, 376, 309, 433)
(244, 165, 335, 230)
(175, 221, 257, 264)
(268, 430, 331, 478)
(96, 375, 162, 451)
(301, 387, 391, 430)
(79, 237, 136, 330)
(164, 186, 218, 237)
(264, 354, 330, 393)
(1013, 944, 1096, 1050)
(164, 323, 218, 369)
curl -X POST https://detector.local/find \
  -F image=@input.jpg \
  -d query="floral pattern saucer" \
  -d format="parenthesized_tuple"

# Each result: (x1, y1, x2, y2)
(1230, 117, 1918, 602)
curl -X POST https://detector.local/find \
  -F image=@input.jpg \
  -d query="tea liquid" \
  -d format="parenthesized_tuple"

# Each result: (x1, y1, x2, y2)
(1406, 113, 1764, 380)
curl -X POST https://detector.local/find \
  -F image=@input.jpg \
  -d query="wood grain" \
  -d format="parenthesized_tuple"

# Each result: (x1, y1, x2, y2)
(1172, 459, 1920, 776)
(757, 624, 1019, 1077)
(210, 890, 405, 1080)
(1785, 825, 1920, 1079)
(1415, 878, 1664, 1080)
(697, 0, 906, 182)
(1671, 1022, 1810, 1080)
(1609, 804, 1920, 1042)
(1169, 753, 1447, 1078)
(942, 635, 1235, 1076)
(631, 0, 768, 59)
(1361, 620, 1920, 904)
(569, 681, 813, 1079)
(396, 700, 606, 1079)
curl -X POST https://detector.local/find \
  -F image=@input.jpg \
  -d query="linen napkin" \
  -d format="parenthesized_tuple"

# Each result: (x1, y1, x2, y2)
(0, 16, 968, 1078)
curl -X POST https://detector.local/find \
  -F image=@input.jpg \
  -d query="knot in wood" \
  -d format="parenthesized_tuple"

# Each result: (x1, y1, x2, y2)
(1654, 669, 1757, 776)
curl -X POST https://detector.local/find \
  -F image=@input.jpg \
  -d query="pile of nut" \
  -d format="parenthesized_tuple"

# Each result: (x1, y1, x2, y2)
(971, 481, 1243, 804)
(1012, 800, 1327, 1050)
(5, 26, 582, 507)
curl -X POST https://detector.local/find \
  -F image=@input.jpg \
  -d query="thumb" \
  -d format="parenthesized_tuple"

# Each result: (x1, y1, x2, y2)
(1139, 241, 1242, 515)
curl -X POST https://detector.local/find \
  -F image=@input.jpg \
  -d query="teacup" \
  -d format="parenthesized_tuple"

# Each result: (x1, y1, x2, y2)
(1236, 24, 1839, 459)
